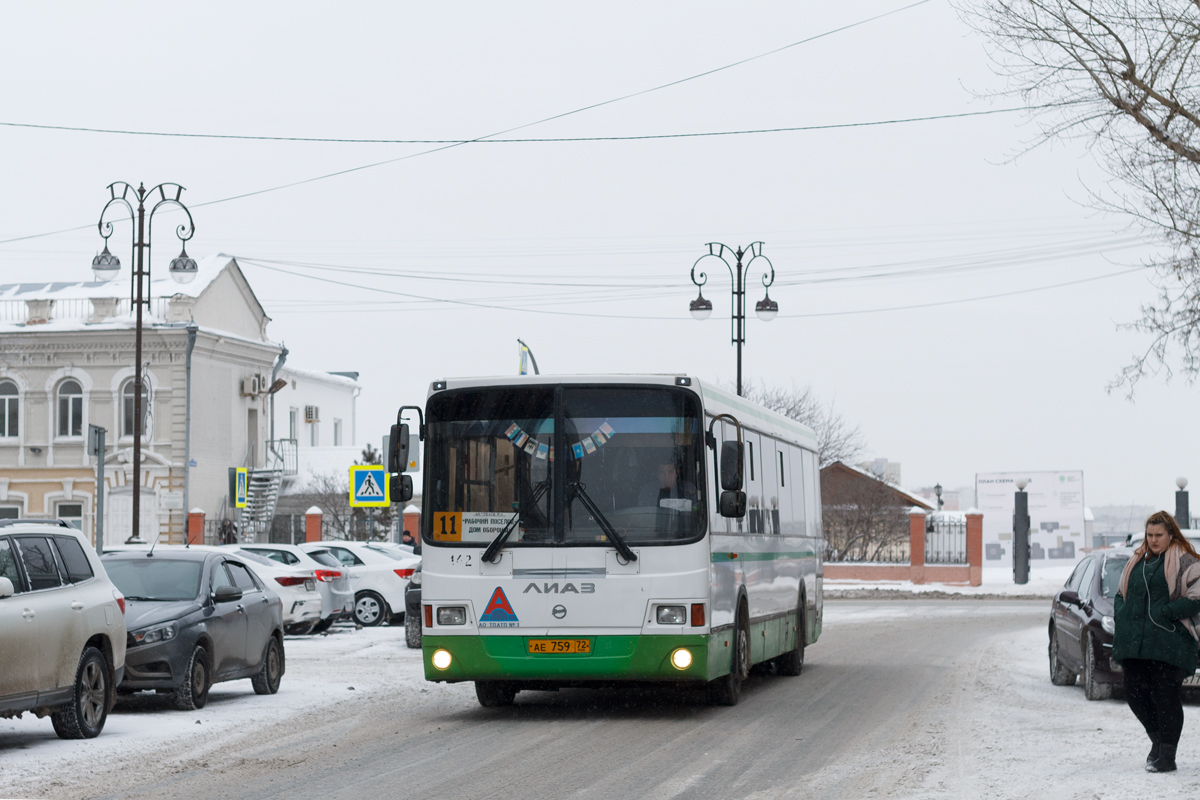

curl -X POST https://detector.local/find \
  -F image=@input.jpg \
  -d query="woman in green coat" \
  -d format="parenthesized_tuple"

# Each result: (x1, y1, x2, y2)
(1114, 511, 1200, 773)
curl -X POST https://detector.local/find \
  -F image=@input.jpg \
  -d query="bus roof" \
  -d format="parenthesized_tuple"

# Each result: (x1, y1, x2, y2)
(426, 373, 818, 451)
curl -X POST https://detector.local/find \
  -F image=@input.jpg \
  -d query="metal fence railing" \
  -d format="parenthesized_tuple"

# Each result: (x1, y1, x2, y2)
(268, 439, 298, 477)
(926, 514, 967, 564)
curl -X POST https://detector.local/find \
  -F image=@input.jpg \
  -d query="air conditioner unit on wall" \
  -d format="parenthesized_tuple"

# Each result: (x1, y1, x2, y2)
(305, 405, 319, 423)
(241, 377, 258, 397)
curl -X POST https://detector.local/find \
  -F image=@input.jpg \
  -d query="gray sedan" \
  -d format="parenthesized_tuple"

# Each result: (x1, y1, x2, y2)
(102, 548, 285, 710)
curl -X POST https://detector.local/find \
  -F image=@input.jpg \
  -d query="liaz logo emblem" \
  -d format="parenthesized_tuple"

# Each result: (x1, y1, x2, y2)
(523, 582, 595, 594)
(479, 587, 519, 628)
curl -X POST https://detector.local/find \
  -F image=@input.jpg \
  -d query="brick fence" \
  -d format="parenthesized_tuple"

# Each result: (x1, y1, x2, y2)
(823, 508, 983, 586)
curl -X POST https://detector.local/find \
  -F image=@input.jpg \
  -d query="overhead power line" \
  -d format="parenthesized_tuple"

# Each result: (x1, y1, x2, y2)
(0, 105, 1038, 144)
(0, 0, 932, 247)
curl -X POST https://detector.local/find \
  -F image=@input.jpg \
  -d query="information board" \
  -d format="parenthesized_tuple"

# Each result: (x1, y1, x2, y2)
(976, 471, 1085, 569)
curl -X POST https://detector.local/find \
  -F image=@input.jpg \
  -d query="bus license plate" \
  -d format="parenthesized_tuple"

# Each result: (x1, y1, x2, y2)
(527, 639, 590, 654)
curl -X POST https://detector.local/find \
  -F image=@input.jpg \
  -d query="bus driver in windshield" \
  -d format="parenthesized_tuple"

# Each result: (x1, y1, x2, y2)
(639, 460, 696, 511)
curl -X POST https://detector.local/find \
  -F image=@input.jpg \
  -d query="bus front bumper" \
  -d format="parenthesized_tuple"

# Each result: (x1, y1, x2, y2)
(423, 634, 715, 683)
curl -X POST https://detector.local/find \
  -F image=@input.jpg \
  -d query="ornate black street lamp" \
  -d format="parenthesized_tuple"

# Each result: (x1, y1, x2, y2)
(94, 182, 197, 543)
(688, 242, 777, 396)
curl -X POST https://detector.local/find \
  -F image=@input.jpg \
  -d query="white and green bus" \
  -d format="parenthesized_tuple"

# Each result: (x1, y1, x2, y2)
(395, 374, 823, 706)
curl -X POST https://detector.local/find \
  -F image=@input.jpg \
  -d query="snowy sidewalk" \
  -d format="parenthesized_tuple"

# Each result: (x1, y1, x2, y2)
(825, 564, 1075, 599)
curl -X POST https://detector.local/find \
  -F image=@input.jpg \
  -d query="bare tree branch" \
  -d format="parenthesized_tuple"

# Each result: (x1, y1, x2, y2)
(956, 1, 1200, 392)
(741, 381, 867, 467)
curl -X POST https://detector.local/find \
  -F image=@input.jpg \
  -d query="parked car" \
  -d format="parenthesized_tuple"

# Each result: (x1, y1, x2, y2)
(230, 549, 324, 635)
(299, 541, 419, 627)
(1048, 546, 1200, 699)
(404, 564, 421, 649)
(0, 520, 127, 739)
(102, 547, 284, 710)
(233, 544, 353, 633)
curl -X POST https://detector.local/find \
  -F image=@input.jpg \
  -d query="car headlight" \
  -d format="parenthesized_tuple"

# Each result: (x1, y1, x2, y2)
(1102, 615, 1115, 635)
(656, 605, 687, 625)
(437, 606, 466, 625)
(409, 571, 422, 587)
(131, 622, 178, 646)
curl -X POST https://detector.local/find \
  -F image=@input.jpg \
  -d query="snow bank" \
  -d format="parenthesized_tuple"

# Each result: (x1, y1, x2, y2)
(825, 565, 1075, 597)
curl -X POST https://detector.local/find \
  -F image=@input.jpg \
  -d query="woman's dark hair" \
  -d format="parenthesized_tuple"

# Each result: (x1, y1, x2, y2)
(1145, 510, 1200, 558)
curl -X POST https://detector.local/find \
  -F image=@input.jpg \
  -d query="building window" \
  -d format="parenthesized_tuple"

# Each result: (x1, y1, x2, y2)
(0, 506, 19, 520)
(57, 503, 83, 529)
(310, 422, 319, 447)
(0, 380, 17, 438)
(121, 380, 149, 438)
(333, 419, 342, 447)
(289, 408, 298, 440)
(57, 379, 83, 437)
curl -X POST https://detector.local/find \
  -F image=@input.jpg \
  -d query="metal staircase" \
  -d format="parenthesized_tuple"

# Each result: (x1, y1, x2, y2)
(238, 445, 284, 543)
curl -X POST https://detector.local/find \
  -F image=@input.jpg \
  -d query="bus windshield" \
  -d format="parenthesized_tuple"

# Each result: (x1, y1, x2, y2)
(425, 385, 706, 546)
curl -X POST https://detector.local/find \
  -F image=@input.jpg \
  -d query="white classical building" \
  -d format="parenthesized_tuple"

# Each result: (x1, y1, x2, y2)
(0, 254, 361, 545)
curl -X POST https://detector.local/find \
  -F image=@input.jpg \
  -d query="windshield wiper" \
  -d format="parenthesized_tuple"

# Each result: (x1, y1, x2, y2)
(482, 480, 550, 564)
(570, 482, 638, 563)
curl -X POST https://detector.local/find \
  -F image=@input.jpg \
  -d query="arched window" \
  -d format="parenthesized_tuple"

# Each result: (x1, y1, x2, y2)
(121, 380, 149, 438)
(0, 380, 17, 438)
(57, 379, 83, 437)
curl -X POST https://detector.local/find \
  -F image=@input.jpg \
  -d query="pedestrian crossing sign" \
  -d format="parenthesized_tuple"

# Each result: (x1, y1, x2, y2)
(350, 465, 390, 507)
(235, 468, 248, 509)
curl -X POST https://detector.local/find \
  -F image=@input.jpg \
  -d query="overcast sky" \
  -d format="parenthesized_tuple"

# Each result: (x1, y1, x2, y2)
(0, 1, 1193, 510)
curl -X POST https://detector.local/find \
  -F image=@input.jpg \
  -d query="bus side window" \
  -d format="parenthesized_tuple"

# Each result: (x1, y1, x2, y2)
(789, 443, 806, 536)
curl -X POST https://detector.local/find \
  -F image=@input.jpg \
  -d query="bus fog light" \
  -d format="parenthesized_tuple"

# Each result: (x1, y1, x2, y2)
(432, 649, 453, 670)
(438, 606, 466, 625)
(657, 605, 687, 625)
(670, 648, 693, 670)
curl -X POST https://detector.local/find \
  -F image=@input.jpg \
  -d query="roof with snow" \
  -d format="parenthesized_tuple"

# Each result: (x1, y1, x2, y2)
(820, 461, 935, 510)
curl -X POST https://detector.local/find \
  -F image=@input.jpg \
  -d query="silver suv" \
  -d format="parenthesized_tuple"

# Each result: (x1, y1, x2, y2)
(0, 520, 127, 738)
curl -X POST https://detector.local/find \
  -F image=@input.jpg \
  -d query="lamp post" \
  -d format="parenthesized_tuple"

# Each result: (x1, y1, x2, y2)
(1013, 478, 1030, 585)
(688, 242, 777, 397)
(94, 182, 197, 543)
(1177, 477, 1190, 530)
(934, 483, 944, 512)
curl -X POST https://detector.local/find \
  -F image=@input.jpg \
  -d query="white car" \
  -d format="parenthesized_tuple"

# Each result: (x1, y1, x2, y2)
(231, 550, 325, 635)
(300, 541, 419, 627)
(233, 544, 354, 632)
(0, 520, 127, 739)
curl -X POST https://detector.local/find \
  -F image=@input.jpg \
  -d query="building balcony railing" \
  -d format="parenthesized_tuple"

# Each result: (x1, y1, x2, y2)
(268, 438, 298, 477)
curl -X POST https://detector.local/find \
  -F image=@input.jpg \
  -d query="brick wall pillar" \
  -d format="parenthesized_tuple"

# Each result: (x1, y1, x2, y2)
(305, 506, 323, 543)
(187, 509, 205, 545)
(966, 509, 983, 587)
(909, 508, 928, 584)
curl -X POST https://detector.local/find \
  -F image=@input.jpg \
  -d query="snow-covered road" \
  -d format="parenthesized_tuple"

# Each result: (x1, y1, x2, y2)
(2, 602, 1198, 799)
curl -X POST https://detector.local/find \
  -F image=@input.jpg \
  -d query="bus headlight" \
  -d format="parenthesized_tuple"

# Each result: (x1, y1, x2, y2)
(670, 648, 693, 670)
(437, 606, 466, 625)
(432, 649, 453, 670)
(657, 605, 687, 625)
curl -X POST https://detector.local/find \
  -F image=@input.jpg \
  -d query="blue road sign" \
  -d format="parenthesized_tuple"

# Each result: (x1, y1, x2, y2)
(350, 465, 390, 507)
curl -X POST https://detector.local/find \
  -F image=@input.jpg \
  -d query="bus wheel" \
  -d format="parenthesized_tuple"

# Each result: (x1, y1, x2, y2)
(708, 619, 747, 706)
(776, 602, 806, 677)
(475, 681, 518, 707)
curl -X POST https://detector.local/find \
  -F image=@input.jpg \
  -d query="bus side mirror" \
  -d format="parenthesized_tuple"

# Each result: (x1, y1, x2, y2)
(720, 441, 743, 491)
(389, 424, 410, 473)
(720, 490, 747, 518)
(390, 474, 413, 503)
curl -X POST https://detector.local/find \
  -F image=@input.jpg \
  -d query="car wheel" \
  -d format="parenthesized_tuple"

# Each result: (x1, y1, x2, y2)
(50, 646, 111, 739)
(1048, 627, 1076, 686)
(354, 592, 387, 627)
(1083, 635, 1113, 701)
(405, 612, 422, 649)
(251, 636, 284, 695)
(311, 618, 334, 634)
(708, 610, 748, 706)
(173, 646, 211, 711)
(475, 681, 518, 707)
(285, 622, 317, 636)
(776, 597, 806, 677)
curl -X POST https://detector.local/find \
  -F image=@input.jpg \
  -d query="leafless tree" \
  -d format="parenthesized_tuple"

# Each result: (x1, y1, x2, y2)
(742, 382, 866, 466)
(296, 470, 354, 540)
(955, 1, 1200, 393)
(821, 466, 912, 562)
